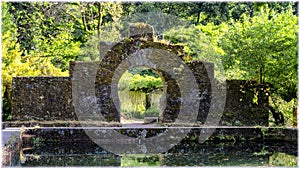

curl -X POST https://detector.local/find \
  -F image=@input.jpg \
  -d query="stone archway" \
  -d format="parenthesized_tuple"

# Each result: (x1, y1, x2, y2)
(95, 34, 213, 124)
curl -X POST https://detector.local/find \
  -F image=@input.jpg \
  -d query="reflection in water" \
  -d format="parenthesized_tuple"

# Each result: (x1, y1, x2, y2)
(121, 154, 161, 167)
(119, 90, 162, 122)
(269, 152, 297, 166)
(18, 141, 298, 167)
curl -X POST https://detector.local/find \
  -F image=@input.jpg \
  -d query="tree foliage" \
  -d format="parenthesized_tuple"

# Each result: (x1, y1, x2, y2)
(77, 2, 123, 61)
(121, 2, 297, 25)
(163, 23, 228, 80)
(8, 2, 81, 70)
(118, 71, 163, 93)
(221, 5, 298, 102)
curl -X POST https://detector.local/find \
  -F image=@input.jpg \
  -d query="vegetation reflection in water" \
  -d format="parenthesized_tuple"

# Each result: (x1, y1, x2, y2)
(19, 142, 297, 167)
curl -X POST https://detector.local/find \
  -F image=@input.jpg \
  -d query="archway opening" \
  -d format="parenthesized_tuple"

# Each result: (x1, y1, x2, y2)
(118, 66, 164, 125)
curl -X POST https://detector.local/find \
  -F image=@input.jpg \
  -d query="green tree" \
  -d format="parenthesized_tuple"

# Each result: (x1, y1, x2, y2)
(9, 2, 82, 70)
(220, 5, 298, 125)
(77, 2, 123, 61)
(2, 2, 67, 120)
(78, 2, 122, 37)
(118, 70, 162, 93)
(163, 23, 228, 80)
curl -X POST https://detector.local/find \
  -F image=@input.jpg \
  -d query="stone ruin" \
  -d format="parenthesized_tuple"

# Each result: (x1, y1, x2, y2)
(3, 23, 298, 169)
(10, 23, 270, 127)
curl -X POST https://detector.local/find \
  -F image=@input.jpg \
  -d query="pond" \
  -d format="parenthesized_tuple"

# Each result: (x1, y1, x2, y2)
(16, 139, 297, 167)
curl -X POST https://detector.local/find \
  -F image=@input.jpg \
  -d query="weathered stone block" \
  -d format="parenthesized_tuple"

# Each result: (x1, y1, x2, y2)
(11, 77, 76, 121)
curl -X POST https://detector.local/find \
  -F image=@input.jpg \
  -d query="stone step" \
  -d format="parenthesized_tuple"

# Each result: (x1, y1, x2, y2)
(144, 117, 158, 124)
(21, 127, 298, 145)
(20, 154, 121, 167)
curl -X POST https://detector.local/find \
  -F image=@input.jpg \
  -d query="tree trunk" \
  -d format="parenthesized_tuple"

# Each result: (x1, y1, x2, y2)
(145, 93, 151, 110)
(97, 2, 102, 40)
(197, 11, 201, 24)
(80, 3, 88, 32)
(196, 3, 202, 24)
(268, 105, 284, 125)
(259, 66, 263, 84)
(293, 99, 297, 127)
(97, 2, 102, 59)
(5, 84, 12, 110)
(3, 84, 12, 120)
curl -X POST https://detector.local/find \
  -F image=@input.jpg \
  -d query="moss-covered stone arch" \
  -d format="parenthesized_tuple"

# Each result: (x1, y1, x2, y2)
(95, 35, 212, 123)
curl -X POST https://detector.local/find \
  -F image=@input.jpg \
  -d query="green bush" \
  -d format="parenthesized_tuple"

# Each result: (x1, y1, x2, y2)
(143, 105, 160, 117)
(118, 70, 163, 92)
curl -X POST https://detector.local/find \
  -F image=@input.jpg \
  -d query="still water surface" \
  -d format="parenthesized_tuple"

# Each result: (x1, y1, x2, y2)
(18, 140, 297, 167)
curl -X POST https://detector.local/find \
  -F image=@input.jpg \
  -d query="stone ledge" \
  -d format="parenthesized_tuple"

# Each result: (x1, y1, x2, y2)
(20, 127, 297, 143)
(2, 121, 121, 128)
(144, 117, 158, 124)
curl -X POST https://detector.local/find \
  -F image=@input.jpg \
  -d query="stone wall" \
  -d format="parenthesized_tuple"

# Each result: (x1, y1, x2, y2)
(187, 61, 213, 124)
(11, 64, 269, 126)
(10, 34, 269, 126)
(11, 77, 76, 121)
(221, 80, 269, 126)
